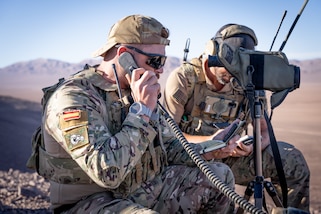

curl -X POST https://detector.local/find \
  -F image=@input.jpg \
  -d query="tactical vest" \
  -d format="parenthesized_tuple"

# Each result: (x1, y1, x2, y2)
(26, 65, 166, 198)
(179, 58, 252, 136)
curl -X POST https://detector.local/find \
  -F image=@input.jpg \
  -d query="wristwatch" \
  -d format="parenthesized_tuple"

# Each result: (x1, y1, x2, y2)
(129, 102, 152, 118)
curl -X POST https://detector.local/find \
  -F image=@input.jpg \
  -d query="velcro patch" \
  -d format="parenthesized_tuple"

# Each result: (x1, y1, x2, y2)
(62, 110, 81, 121)
(64, 126, 89, 151)
(173, 88, 187, 106)
(59, 110, 88, 130)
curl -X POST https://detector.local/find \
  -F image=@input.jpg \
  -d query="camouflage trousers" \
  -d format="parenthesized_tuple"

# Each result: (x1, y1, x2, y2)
(60, 162, 234, 214)
(223, 141, 310, 212)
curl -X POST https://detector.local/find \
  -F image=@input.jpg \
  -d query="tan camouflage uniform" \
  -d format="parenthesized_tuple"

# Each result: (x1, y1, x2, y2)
(163, 57, 310, 211)
(42, 65, 235, 213)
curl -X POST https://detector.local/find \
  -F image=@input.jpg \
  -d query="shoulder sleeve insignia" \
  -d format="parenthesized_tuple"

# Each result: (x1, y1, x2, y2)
(59, 110, 88, 130)
(59, 110, 89, 151)
(62, 110, 81, 121)
(64, 126, 89, 151)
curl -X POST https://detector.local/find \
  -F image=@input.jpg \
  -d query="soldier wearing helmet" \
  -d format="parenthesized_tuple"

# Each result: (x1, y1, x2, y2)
(163, 23, 310, 211)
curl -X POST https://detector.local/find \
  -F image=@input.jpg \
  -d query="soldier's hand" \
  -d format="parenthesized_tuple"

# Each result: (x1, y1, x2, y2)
(231, 140, 253, 157)
(126, 68, 160, 111)
(202, 133, 239, 160)
(202, 121, 241, 160)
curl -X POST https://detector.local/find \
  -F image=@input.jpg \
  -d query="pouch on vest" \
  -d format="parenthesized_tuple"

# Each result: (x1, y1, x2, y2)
(204, 96, 239, 119)
(26, 126, 42, 172)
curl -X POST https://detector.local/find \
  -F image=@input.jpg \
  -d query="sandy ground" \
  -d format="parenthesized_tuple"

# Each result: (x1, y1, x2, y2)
(270, 82, 321, 210)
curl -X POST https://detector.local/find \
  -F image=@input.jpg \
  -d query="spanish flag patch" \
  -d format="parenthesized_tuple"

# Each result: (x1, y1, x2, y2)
(62, 110, 81, 121)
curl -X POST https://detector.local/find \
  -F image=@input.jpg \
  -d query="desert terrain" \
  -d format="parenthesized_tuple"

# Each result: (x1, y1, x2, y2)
(0, 58, 320, 213)
(269, 81, 321, 211)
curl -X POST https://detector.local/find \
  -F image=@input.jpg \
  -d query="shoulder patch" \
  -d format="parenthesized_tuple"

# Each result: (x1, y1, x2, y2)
(59, 110, 89, 151)
(59, 110, 88, 130)
(62, 110, 81, 121)
(173, 88, 187, 106)
(64, 126, 89, 151)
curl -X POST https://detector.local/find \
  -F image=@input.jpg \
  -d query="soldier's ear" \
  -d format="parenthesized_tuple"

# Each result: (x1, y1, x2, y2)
(116, 45, 127, 56)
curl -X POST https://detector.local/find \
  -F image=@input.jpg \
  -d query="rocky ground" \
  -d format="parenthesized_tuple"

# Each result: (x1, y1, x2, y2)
(1, 169, 320, 214)
(0, 169, 50, 214)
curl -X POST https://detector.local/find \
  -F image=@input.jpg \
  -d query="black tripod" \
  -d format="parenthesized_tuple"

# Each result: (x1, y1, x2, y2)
(236, 89, 284, 213)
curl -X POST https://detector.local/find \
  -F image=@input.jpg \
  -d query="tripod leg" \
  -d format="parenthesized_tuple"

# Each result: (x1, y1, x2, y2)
(264, 181, 283, 208)
(254, 176, 264, 208)
(236, 181, 255, 214)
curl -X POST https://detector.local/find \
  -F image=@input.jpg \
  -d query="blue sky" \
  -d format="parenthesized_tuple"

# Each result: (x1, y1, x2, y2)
(0, 0, 320, 68)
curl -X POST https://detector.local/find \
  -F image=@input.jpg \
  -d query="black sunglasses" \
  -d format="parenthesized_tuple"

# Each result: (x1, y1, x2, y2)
(125, 45, 167, 70)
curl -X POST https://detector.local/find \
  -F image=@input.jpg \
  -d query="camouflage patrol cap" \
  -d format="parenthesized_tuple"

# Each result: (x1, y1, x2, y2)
(204, 23, 258, 55)
(92, 14, 170, 57)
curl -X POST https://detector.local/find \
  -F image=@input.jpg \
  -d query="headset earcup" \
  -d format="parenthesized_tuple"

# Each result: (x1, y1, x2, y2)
(204, 39, 217, 55)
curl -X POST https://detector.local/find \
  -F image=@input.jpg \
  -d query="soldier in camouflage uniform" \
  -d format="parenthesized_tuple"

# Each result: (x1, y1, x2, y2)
(163, 24, 310, 212)
(37, 15, 240, 213)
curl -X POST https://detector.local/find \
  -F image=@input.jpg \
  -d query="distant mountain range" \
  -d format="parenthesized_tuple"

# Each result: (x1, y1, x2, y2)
(290, 58, 321, 74)
(1, 57, 319, 75)
(0, 57, 181, 77)
(0, 57, 182, 103)
(0, 57, 320, 103)
(1, 58, 99, 74)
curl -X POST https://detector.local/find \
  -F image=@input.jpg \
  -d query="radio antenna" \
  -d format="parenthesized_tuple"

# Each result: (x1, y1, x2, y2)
(270, 10, 287, 51)
(183, 38, 190, 61)
(279, 0, 309, 51)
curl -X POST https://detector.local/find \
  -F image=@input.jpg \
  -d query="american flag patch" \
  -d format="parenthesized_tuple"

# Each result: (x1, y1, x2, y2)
(62, 110, 81, 121)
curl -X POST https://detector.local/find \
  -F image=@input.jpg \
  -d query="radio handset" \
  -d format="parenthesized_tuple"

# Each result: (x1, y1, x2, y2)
(119, 52, 162, 101)
(118, 52, 138, 75)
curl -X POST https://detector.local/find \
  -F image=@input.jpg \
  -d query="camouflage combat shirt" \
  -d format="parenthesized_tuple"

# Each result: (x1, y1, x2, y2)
(42, 65, 196, 208)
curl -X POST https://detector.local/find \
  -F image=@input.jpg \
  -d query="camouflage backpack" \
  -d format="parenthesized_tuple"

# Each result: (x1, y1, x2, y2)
(26, 78, 65, 173)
